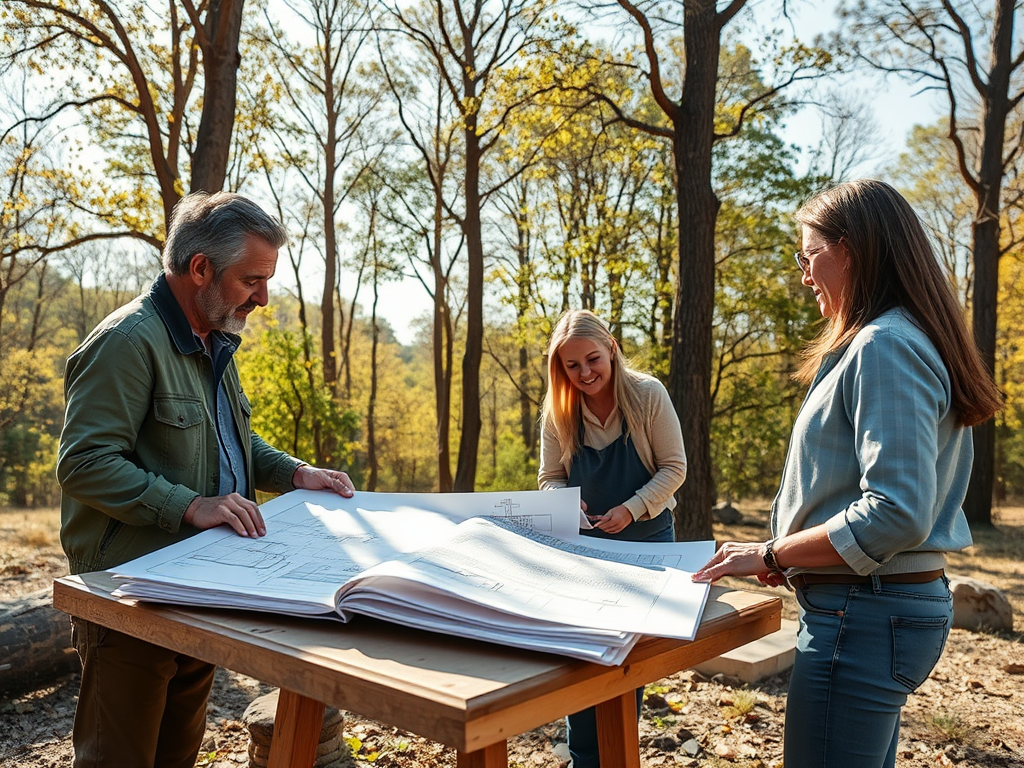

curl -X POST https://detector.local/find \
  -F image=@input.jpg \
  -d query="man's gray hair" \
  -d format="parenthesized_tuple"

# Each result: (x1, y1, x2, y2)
(162, 191, 287, 276)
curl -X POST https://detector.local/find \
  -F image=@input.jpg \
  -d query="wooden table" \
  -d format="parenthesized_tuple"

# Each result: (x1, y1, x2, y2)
(53, 573, 781, 768)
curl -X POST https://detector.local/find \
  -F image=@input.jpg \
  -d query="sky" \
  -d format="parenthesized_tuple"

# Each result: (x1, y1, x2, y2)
(322, 2, 949, 346)
(768, 3, 947, 173)
(5, 2, 946, 347)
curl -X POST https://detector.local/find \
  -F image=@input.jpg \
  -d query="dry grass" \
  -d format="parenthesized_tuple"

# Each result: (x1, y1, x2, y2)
(1, 509, 60, 546)
(0, 507, 60, 529)
(0, 506, 66, 596)
(14, 528, 56, 548)
(719, 689, 759, 719)
(929, 710, 975, 745)
(1, 508, 58, 544)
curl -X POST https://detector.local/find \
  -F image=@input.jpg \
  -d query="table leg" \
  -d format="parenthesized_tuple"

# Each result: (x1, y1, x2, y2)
(456, 741, 508, 768)
(267, 688, 327, 768)
(595, 690, 641, 768)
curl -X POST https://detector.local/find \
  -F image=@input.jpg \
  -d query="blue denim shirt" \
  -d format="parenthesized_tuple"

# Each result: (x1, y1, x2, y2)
(200, 332, 249, 497)
(771, 308, 974, 576)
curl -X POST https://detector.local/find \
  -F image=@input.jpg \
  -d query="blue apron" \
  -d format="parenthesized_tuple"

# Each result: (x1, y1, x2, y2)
(568, 419, 674, 542)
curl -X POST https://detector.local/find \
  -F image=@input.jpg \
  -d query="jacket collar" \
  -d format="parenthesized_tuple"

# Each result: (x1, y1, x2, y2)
(150, 273, 242, 356)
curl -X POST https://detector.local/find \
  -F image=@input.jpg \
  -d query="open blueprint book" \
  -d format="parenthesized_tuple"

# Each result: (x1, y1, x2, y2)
(107, 489, 715, 666)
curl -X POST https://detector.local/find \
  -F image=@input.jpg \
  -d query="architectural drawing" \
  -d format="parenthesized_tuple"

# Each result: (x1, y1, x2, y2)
(108, 488, 713, 666)
(491, 496, 553, 532)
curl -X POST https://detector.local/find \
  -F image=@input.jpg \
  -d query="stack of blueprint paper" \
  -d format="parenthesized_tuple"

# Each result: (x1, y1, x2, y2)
(107, 489, 713, 666)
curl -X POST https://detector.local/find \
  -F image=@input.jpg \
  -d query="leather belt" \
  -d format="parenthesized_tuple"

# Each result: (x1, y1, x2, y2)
(789, 569, 944, 588)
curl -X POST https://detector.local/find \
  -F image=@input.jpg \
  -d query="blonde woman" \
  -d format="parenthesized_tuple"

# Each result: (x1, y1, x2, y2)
(694, 180, 1002, 768)
(539, 309, 686, 767)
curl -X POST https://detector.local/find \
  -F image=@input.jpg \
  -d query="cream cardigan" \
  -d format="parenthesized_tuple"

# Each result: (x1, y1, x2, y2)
(538, 374, 687, 522)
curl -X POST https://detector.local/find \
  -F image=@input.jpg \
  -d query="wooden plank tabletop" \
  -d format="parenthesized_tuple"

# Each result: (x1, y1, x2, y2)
(53, 573, 781, 753)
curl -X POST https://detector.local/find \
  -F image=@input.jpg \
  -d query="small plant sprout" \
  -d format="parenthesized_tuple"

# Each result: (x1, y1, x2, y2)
(720, 689, 759, 719)
(930, 710, 974, 744)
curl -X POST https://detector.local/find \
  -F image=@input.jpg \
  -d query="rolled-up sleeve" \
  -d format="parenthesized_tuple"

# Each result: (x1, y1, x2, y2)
(825, 329, 947, 574)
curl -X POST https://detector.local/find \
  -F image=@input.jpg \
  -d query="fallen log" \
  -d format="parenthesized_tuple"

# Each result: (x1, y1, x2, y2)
(0, 588, 80, 696)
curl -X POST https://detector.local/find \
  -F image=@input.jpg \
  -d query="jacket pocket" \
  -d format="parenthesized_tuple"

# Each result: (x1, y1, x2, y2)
(95, 518, 136, 569)
(152, 395, 204, 472)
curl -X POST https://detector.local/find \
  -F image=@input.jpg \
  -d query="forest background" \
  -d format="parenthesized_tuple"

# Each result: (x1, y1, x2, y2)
(3, 0, 1024, 541)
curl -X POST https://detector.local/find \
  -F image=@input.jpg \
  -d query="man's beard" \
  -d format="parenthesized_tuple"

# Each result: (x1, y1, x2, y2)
(196, 284, 255, 335)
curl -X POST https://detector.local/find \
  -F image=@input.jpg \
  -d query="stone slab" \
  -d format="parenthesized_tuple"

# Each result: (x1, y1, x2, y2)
(693, 619, 798, 684)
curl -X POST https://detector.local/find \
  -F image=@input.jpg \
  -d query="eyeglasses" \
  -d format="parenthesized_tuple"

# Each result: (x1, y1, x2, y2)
(794, 243, 831, 273)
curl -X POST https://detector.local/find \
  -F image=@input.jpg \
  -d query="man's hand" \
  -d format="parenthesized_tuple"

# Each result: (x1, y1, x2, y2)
(587, 504, 633, 535)
(292, 465, 356, 497)
(184, 494, 266, 538)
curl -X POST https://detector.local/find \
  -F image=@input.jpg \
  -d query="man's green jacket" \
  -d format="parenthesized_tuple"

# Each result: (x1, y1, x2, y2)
(57, 274, 303, 575)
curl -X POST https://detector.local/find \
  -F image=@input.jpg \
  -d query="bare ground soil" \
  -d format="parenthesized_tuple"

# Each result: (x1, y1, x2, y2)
(2, 504, 1022, 768)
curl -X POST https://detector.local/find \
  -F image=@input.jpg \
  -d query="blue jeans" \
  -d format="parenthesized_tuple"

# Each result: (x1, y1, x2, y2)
(785, 575, 952, 768)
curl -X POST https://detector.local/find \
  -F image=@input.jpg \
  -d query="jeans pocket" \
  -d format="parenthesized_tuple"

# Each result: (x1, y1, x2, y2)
(891, 615, 949, 691)
(794, 585, 847, 617)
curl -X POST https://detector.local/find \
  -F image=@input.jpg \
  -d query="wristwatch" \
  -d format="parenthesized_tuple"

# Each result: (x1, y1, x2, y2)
(763, 538, 785, 576)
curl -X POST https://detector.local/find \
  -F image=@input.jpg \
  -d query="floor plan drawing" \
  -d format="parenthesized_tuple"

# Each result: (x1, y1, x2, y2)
(113, 489, 584, 602)
(132, 500, 456, 598)
(107, 488, 714, 665)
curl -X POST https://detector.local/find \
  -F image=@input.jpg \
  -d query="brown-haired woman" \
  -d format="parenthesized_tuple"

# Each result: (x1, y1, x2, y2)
(693, 179, 1001, 768)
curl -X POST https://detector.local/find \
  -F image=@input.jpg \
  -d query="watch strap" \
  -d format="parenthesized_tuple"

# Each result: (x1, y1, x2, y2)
(763, 538, 784, 576)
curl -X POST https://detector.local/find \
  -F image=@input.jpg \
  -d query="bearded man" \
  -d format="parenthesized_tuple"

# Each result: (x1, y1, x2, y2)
(57, 191, 355, 768)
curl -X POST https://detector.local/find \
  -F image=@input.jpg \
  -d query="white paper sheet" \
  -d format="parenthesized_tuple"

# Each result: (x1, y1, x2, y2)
(338, 516, 710, 640)
(109, 488, 713, 665)
(112, 488, 583, 610)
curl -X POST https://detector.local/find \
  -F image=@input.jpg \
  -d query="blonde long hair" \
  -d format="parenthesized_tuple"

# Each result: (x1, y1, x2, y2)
(542, 310, 649, 465)
(795, 179, 1002, 427)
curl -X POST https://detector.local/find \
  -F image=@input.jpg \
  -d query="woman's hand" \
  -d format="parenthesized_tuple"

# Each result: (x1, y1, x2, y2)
(588, 504, 633, 535)
(757, 571, 789, 587)
(692, 541, 771, 583)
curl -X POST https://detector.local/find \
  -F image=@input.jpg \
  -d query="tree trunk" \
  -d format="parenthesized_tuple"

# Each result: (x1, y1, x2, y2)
(317, 122, 341, 467)
(190, 0, 245, 194)
(321, 154, 339, 394)
(433, 192, 454, 492)
(964, 0, 1014, 530)
(454, 103, 483, 492)
(0, 589, 80, 695)
(965, 209, 1000, 529)
(514, 184, 535, 454)
(654, 196, 675, 371)
(669, 0, 721, 542)
(367, 282, 380, 491)
(519, 344, 533, 454)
